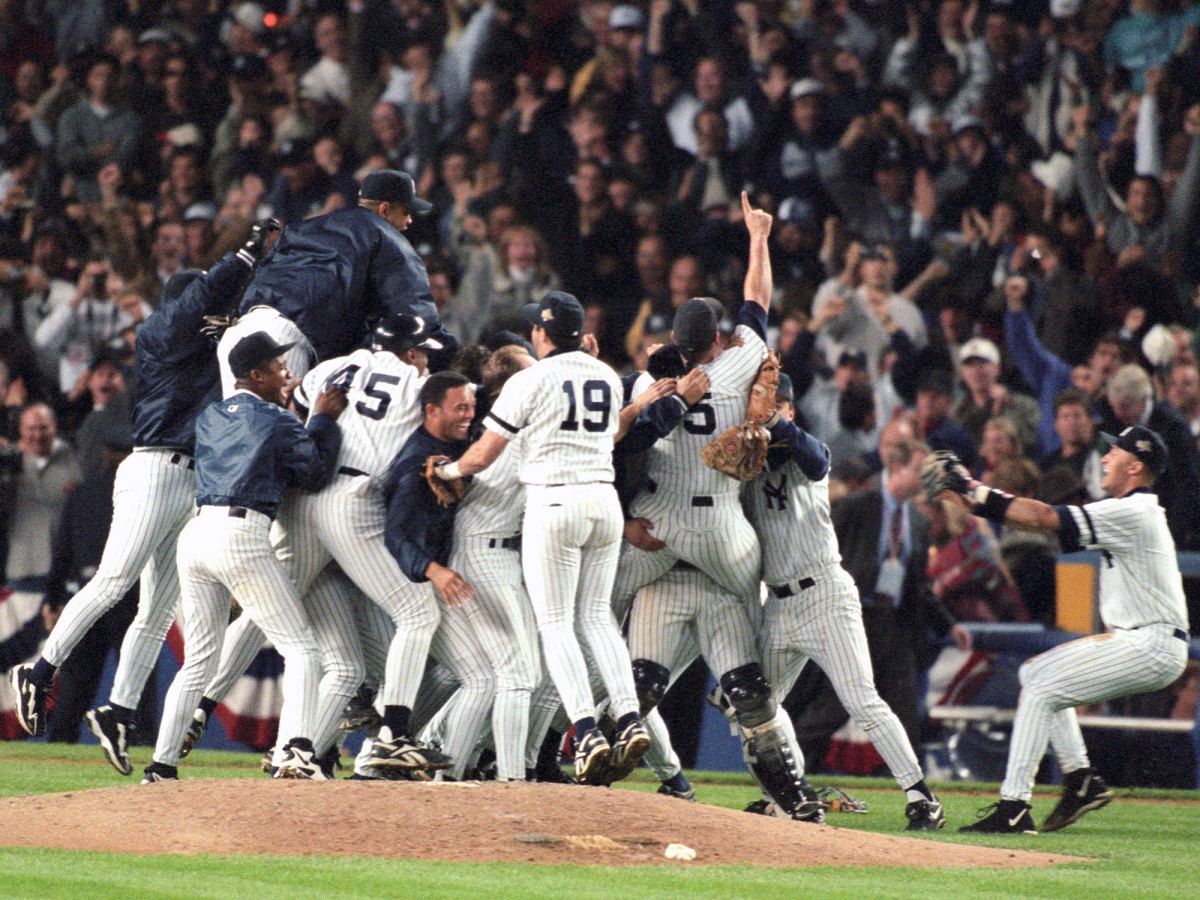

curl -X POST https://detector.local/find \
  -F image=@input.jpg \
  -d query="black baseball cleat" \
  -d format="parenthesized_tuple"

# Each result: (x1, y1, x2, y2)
(959, 799, 1038, 834)
(10, 665, 47, 737)
(85, 705, 133, 776)
(905, 797, 946, 831)
(141, 761, 178, 784)
(179, 710, 208, 758)
(573, 727, 612, 786)
(606, 719, 651, 784)
(744, 797, 826, 824)
(1042, 768, 1114, 832)
(370, 734, 453, 772)
(657, 778, 696, 801)
(338, 684, 382, 732)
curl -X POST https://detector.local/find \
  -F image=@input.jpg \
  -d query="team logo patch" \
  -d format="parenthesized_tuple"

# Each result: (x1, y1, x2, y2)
(1136, 440, 1152, 453)
(541, 309, 554, 321)
(227, 404, 239, 412)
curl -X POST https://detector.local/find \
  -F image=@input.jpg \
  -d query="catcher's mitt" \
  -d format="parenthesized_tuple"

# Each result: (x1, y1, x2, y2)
(700, 422, 770, 481)
(919, 449, 971, 502)
(746, 351, 781, 425)
(424, 455, 467, 507)
(817, 786, 869, 814)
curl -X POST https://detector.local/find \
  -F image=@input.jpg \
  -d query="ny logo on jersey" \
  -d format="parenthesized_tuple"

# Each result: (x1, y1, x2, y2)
(763, 472, 788, 510)
(227, 404, 239, 412)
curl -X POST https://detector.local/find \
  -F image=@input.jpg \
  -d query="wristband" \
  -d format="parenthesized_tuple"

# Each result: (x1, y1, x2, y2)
(968, 482, 1015, 522)
(764, 409, 781, 428)
(437, 461, 463, 480)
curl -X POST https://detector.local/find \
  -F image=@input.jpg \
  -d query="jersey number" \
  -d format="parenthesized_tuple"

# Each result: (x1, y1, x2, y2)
(324, 365, 398, 421)
(560, 379, 612, 432)
(683, 392, 716, 435)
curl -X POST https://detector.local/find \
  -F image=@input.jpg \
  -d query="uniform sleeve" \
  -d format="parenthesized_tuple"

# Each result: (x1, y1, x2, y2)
(384, 460, 434, 582)
(619, 394, 689, 455)
(279, 412, 342, 492)
(706, 316, 767, 397)
(1061, 498, 1140, 553)
(766, 418, 830, 481)
(484, 368, 534, 437)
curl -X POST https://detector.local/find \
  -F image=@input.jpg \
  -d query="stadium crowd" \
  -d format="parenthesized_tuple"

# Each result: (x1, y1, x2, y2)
(1, 0, 1198, 779)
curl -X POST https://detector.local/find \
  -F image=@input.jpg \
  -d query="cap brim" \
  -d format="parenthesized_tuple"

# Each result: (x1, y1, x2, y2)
(417, 336, 443, 350)
(410, 197, 433, 214)
(1098, 432, 1118, 452)
(522, 302, 541, 328)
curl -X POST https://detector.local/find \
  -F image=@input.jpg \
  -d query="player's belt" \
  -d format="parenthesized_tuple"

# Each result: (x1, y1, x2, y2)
(338, 466, 368, 477)
(1127, 625, 1190, 642)
(645, 479, 713, 507)
(487, 536, 521, 550)
(770, 578, 816, 599)
(168, 452, 196, 470)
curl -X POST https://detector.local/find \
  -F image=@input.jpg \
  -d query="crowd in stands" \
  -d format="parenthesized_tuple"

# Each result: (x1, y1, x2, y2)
(1, 0, 1199, 767)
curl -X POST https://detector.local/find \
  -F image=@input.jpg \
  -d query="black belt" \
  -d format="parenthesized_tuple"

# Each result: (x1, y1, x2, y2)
(646, 478, 712, 507)
(488, 536, 521, 550)
(169, 452, 196, 470)
(338, 466, 368, 477)
(771, 578, 815, 599)
(1177, 629, 1189, 642)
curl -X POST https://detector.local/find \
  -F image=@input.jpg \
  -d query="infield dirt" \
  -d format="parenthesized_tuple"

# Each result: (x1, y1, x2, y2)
(0, 780, 1082, 868)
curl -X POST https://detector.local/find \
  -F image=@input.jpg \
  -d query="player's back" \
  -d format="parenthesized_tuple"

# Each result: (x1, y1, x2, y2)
(486, 351, 620, 486)
(640, 323, 766, 502)
(295, 347, 423, 488)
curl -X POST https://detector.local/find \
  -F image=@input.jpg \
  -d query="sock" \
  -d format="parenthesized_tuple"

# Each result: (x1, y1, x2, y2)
(536, 728, 562, 771)
(904, 779, 933, 803)
(616, 711, 638, 731)
(30, 657, 55, 687)
(198, 696, 218, 717)
(663, 771, 690, 793)
(573, 716, 597, 736)
(382, 705, 412, 738)
(109, 703, 134, 727)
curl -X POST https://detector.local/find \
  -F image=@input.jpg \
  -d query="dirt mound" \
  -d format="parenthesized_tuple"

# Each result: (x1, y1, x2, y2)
(1, 781, 1079, 868)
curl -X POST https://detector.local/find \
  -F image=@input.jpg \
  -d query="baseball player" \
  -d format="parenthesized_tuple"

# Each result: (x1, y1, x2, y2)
(9, 223, 277, 771)
(179, 315, 444, 770)
(431, 291, 650, 785)
(928, 427, 1190, 834)
(744, 374, 946, 830)
(141, 332, 347, 782)
(237, 169, 455, 363)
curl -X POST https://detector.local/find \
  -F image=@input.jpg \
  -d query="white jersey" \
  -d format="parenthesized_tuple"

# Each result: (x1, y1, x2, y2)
(745, 457, 842, 585)
(485, 351, 621, 485)
(454, 431, 525, 539)
(638, 321, 766, 503)
(218, 305, 316, 399)
(293, 348, 424, 487)
(1066, 490, 1189, 631)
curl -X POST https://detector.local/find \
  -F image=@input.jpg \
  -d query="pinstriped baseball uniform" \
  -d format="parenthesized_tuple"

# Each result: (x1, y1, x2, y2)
(1000, 490, 1189, 802)
(448, 435, 542, 781)
(218, 306, 316, 399)
(485, 350, 638, 725)
(746, 455, 925, 790)
(612, 310, 767, 620)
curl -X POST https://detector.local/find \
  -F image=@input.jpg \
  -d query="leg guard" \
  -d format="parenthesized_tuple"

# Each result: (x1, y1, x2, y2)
(740, 713, 814, 818)
(632, 659, 670, 716)
(720, 663, 776, 728)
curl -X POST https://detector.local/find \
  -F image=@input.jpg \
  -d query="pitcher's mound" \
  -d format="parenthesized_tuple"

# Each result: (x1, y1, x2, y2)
(1, 780, 1078, 868)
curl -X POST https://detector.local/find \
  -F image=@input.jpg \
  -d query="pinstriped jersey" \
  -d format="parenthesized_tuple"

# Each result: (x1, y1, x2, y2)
(294, 348, 424, 488)
(745, 457, 842, 584)
(454, 432, 525, 539)
(1067, 492, 1188, 630)
(485, 350, 621, 485)
(634, 323, 767, 504)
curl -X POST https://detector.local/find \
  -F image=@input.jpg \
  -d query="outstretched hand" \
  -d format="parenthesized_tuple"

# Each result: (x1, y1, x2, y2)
(741, 191, 772, 239)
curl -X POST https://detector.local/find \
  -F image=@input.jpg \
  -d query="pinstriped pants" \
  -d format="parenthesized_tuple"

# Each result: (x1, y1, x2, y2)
(1000, 626, 1187, 802)
(522, 483, 636, 724)
(43, 450, 194, 713)
(155, 508, 322, 768)
(759, 564, 924, 790)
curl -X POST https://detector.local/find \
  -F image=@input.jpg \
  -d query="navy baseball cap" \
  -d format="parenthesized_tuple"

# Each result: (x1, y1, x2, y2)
(647, 343, 687, 379)
(672, 298, 723, 355)
(229, 331, 297, 378)
(777, 372, 794, 404)
(1099, 425, 1169, 477)
(523, 291, 584, 342)
(360, 169, 432, 214)
(372, 314, 444, 352)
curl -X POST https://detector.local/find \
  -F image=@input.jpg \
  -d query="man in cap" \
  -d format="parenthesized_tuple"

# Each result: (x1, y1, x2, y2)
(951, 336, 1039, 450)
(235, 168, 455, 365)
(938, 425, 1189, 833)
(914, 368, 979, 470)
(137, 331, 348, 783)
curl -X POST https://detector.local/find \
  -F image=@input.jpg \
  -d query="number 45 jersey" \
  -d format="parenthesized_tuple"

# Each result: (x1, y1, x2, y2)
(485, 350, 623, 486)
(293, 348, 425, 489)
(633, 321, 766, 509)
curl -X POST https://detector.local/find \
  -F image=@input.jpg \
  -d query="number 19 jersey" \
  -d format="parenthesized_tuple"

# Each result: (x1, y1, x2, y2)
(294, 347, 424, 486)
(485, 350, 622, 486)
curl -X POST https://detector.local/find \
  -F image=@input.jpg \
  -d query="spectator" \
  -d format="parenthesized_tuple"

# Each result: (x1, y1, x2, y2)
(951, 337, 1039, 451)
(0, 404, 80, 584)
(826, 380, 877, 467)
(1041, 388, 1107, 500)
(61, 349, 132, 483)
(1166, 359, 1200, 447)
(913, 368, 978, 470)
(1098, 363, 1200, 548)
(625, 251, 702, 360)
(265, 139, 358, 225)
(300, 12, 351, 109)
(978, 416, 1028, 484)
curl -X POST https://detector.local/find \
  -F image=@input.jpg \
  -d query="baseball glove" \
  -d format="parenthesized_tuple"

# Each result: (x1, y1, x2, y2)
(746, 351, 781, 425)
(424, 455, 467, 507)
(700, 422, 770, 481)
(919, 449, 971, 502)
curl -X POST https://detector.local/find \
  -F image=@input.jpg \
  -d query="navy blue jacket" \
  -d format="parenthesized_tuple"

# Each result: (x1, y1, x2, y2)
(240, 207, 455, 361)
(194, 392, 341, 519)
(131, 252, 253, 450)
(383, 426, 468, 583)
(767, 417, 831, 481)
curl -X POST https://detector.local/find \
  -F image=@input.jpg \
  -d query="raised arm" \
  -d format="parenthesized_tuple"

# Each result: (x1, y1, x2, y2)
(742, 191, 773, 312)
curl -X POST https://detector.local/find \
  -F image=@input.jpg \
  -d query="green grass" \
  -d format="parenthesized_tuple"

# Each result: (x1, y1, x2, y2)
(2, 742, 1198, 898)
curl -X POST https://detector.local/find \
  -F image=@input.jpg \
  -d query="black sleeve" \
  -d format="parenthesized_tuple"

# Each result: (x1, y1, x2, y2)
(1054, 504, 1084, 553)
(737, 302, 768, 343)
(618, 394, 689, 455)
